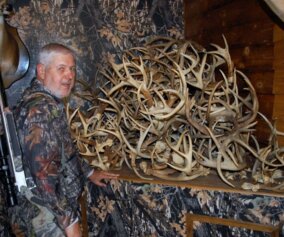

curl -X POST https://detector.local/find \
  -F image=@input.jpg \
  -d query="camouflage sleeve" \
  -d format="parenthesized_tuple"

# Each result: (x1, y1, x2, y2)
(22, 99, 79, 230)
(63, 121, 93, 178)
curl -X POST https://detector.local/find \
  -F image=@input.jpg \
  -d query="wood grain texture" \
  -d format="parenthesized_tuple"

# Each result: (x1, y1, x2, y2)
(184, 0, 284, 146)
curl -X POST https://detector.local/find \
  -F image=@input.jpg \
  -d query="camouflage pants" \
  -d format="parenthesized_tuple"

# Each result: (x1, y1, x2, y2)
(8, 188, 65, 237)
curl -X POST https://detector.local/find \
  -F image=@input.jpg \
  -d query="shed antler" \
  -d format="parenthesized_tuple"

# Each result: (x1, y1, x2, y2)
(66, 36, 284, 192)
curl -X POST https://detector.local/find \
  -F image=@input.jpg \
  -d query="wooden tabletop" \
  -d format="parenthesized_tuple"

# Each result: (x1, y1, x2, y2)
(110, 165, 284, 198)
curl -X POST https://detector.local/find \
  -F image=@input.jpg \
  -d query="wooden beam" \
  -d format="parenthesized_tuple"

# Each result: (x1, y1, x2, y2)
(186, 214, 280, 237)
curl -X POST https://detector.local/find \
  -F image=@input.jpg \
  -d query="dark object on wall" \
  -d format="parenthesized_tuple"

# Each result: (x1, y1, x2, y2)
(263, 0, 284, 22)
(0, 4, 29, 88)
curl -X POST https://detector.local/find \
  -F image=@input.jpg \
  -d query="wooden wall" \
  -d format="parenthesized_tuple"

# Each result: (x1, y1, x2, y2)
(184, 0, 284, 146)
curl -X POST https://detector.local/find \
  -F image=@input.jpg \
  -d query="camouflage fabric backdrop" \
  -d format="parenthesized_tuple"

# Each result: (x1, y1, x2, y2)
(5, 0, 184, 107)
(86, 180, 284, 237)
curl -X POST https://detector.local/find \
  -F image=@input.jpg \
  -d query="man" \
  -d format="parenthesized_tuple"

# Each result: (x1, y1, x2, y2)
(8, 43, 119, 237)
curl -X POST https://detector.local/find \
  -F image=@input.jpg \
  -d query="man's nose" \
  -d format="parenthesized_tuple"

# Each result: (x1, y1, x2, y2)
(65, 68, 75, 79)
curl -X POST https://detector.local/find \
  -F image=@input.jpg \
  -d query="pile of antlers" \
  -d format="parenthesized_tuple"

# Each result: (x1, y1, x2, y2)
(67, 36, 284, 192)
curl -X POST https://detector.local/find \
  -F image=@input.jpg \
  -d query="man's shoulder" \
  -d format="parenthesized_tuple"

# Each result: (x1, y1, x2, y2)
(21, 92, 58, 109)
(14, 93, 64, 126)
(13, 91, 61, 121)
(17, 79, 59, 110)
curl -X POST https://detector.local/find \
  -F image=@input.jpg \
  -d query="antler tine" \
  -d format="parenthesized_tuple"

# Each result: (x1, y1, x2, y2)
(236, 70, 259, 128)
(165, 130, 195, 175)
(209, 35, 234, 83)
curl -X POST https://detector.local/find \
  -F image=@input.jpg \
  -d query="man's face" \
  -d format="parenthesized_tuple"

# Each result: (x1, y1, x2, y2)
(37, 52, 76, 98)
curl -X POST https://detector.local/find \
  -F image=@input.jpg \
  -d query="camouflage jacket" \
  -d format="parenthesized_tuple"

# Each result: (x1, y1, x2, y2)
(13, 78, 93, 230)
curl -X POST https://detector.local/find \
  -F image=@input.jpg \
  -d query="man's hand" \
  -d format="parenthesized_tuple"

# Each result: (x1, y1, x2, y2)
(88, 170, 119, 187)
(65, 221, 81, 237)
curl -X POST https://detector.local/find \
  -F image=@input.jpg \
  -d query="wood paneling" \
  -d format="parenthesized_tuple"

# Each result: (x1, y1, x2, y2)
(205, 2, 273, 33)
(274, 70, 284, 94)
(273, 40, 284, 69)
(203, 21, 274, 47)
(274, 24, 284, 42)
(245, 70, 274, 94)
(184, 0, 284, 145)
(230, 44, 274, 69)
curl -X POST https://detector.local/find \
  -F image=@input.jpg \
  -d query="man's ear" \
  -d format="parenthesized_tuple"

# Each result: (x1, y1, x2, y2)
(36, 64, 45, 81)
